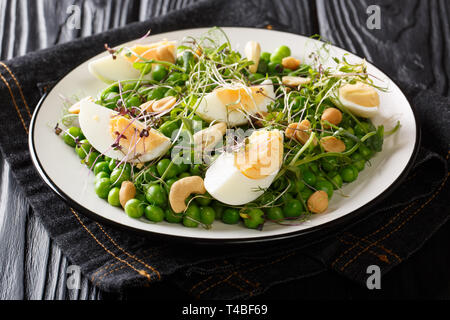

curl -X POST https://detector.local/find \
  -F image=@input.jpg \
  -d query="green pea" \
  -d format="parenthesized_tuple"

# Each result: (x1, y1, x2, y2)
(200, 206, 215, 225)
(283, 199, 303, 218)
(135, 192, 146, 202)
(359, 145, 373, 160)
(222, 208, 240, 224)
(190, 164, 203, 176)
(107, 187, 121, 207)
(340, 165, 358, 183)
(124, 199, 144, 218)
(328, 172, 343, 189)
(196, 194, 212, 206)
(211, 201, 225, 220)
(164, 178, 178, 193)
(108, 158, 119, 171)
(144, 205, 165, 222)
(257, 60, 268, 74)
(182, 50, 195, 73)
(125, 95, 141, 108)
(157, 159, 178, 179)
(145, 184, 167, 207)
(151, 64, 168, 82)
(93, 161, 111, 176)
(85, 151, 101, 169)
(103, 92, 120, 109)
(175, 161, 189, 174)
(315, 179, 334, 199)
(164, 88, 177, 97)
(243, 208, 265, 229)
(351, 153, 366, 171)
(122, 83, 136, 92)
(110, 167, 131, 187)
(321, 157, 338, 172)
(270, 45, 291, 63)
(309, 162, 320, 174)
(260, 52, 271, 62)
(95, 171, 109, 183)
(248, 72, 264, 83)
(266, 207, 284, 222)
(147, 87, 168, 100)
(143, 165, 158, 181)
(75, 139, 91, 159)
(166, 72, 187, 85)
(159, 121, 180, 138)
(268, 61, 282, 74)
(165, 208, 183, 223)
(302, 170, 317, 186)
(178, 172, 191, 179)
(95, 178, 111, 199)
(183, 204, 201, 227)
(298, 188, 313, 202)
(63, 127, 84, 147)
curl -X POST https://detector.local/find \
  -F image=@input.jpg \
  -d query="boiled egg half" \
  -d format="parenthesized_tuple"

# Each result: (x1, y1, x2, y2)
(204, 129, 283, 205)
(338, 82, 380, 118)
(88, 40, 176, 83)
(78, 100, 171, 163)
(195, 79, 275, 127)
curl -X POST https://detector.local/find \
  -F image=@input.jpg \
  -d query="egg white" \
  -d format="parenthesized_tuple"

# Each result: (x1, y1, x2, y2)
(195, 79, 275, 127)
(339, 95, 379, 118)
(204, 152, 278, 206)
(88, 54, 150, 84)
(78, 100, 171, 163)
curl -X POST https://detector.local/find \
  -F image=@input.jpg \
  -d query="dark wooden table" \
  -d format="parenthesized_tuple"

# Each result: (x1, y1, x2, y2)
(0, 0, 449, 300)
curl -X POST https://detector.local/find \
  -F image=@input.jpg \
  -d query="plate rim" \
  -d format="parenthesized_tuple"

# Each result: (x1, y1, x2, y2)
(28, 27, 422, 245)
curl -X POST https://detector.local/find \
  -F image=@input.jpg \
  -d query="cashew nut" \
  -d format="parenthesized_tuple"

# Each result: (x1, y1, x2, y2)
(281, 56, 300, 70)
(282, 76, 311, 87)
(169, 176, 206, 213)
(119, 181, 136, 208)
(307, 190, 328, 213)
(140, 96, 176, 113)
(285, 120, 317, 146)
(320, 136, 346, 153)
(244, 41, 261, 73)
(193, 122, 227, 152)
(321, 108, 342, 127)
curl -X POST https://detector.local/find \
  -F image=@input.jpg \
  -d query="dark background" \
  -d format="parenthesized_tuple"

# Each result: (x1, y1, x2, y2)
(0, 0, 449, 300)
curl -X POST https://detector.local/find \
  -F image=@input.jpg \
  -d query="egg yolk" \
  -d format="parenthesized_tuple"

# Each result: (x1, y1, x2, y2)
(216, 85, 268, 113)
(339, 82, 380, 107)
(109, 116, 167, 157)
(124, 40, 176, 64)
(234, 130, 283, 179)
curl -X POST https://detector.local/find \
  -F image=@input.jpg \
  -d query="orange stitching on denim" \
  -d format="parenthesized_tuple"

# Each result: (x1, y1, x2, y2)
(334, 150, 450, 269)
(345, 233, 401, 263)
(236, 272, 260, 288)
(340, 171, 450, 272)
(95, 222, 161, 280)
(331, 201, 417, 268)
(198, 251, 298, 298)
(339, 238, 390, 264)
(70, 208, 153, 283)
(0, 72, 28, 133)
(0, 62, 32, 118)
(197, 273, 236, 298)
(225, 276, 256, 297)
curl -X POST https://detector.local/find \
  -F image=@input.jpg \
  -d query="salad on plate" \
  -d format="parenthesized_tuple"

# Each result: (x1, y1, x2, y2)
(55, 27, 399, 230)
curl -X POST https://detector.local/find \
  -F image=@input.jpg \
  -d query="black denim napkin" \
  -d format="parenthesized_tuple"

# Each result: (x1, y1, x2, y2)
(0, 0, 448, 299)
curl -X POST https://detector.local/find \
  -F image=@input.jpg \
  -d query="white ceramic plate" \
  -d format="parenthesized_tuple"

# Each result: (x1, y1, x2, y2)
(29, 27, 419, 243)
